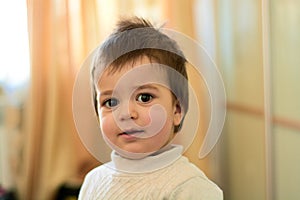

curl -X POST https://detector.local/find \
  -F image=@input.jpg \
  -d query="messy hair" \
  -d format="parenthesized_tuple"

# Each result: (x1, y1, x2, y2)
(91, 17, 189, 132)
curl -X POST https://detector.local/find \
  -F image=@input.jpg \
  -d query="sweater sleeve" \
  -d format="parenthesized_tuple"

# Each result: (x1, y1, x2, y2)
(169, 176, 223, 200)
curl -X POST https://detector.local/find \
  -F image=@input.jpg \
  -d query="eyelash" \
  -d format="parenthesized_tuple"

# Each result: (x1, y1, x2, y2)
(136, 93, 154, 103)
(102, 98, 119, 108)
(101, 93, 155, 109)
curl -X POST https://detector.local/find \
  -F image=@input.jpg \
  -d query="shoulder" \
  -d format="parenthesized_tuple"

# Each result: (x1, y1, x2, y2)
(88, 163, 112, 174)
(167, 156, 206, 179)
(78, 163, 114, 199)
(82, 162, 115, 183)
(169, 176, 223, 200)
(167, 156, 223, 199)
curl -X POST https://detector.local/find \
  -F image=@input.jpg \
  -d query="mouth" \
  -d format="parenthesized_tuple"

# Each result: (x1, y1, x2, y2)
(118, 129, 144, 136)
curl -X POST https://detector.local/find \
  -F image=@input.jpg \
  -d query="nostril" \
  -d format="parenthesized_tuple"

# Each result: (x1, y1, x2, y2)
(130, 110, 138, 119)
(118, 111, 138, 121)
(116, 103, 138, 120)
(119, 113, 131, 121)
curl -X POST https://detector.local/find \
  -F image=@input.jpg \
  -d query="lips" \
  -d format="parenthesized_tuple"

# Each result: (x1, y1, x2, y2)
(118, 129, 144, 138)
(126, 130, 144, 135)
(119, 129, 144, 136)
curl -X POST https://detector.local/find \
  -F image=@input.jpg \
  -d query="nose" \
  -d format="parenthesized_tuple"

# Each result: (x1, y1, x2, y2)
(118, 102, 138, 121)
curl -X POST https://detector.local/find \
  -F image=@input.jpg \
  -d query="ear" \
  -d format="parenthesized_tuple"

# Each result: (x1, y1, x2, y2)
(173, 100, 184, 126)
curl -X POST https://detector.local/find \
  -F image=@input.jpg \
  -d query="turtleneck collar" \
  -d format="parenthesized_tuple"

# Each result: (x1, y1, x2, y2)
(106, 145, 183, 174)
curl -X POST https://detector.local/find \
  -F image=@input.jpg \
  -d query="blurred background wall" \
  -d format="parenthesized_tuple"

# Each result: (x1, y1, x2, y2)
(0, 0, 299, 200)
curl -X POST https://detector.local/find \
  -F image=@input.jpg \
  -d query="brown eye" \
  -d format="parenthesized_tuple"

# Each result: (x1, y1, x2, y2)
(137, 93, 153, 103)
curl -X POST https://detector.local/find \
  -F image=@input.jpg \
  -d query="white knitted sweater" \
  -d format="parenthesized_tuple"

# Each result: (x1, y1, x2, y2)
(79, 145, 223, 200)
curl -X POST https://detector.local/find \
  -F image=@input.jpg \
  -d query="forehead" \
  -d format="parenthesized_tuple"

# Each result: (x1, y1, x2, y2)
(97, 56, 170, 90)
(104, 55, 154, 76)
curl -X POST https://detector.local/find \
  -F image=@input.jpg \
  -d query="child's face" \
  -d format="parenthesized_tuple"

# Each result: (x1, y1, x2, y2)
(96, 57, 182, 156)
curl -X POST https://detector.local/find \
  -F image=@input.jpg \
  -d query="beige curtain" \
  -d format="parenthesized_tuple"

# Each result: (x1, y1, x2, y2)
(17, 0, 102, 199)
(15, 0, 208, 199)
(162, 0, 211, 175)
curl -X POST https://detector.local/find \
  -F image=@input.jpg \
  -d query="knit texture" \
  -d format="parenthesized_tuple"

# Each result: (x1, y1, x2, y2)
(79, 146, 223, 200)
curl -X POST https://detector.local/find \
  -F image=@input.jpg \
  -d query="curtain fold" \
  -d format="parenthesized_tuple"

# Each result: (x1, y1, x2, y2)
(18, 1, 101, 199)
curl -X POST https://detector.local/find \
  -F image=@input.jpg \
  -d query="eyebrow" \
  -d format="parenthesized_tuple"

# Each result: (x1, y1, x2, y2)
(99, 90, 113, 97)
(98, 84, 159, 97)
(135, 84, 159, 91)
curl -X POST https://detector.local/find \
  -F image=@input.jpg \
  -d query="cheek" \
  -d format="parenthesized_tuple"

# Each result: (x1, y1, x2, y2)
(139, 108, 152, 125)
(152, 119, 174, 146)
(160, 117, 174, 134)
(100, 115, 116, 136)
(133, 106, 152, 127)
(142, 104, 174, 136)
(152, 104, 176, 139)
